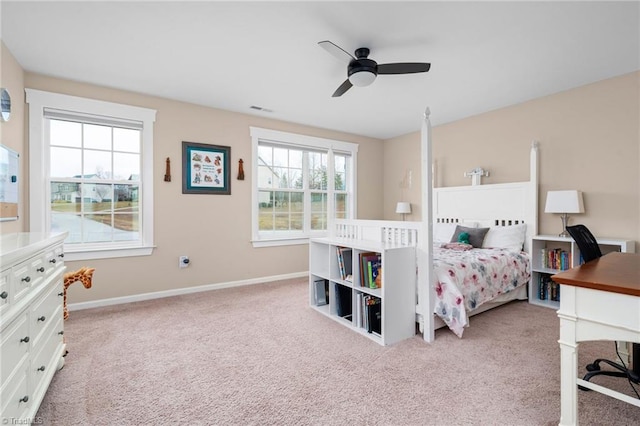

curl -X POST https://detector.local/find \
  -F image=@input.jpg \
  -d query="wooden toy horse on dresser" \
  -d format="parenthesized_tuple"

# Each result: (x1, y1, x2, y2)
(63, 267, 95, 320)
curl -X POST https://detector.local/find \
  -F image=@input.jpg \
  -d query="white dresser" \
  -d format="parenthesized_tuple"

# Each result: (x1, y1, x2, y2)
(1, 232, 67, 423)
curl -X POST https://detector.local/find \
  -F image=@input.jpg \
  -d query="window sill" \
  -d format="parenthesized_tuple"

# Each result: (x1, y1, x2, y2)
(251, 238, 311, 248)
(64, 245, 155, 261)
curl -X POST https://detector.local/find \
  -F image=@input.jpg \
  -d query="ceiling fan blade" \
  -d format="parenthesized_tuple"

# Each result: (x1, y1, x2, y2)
(377, 62, 431, 74)
(332, 79, 353, 97)
(318, 40, 355, 63)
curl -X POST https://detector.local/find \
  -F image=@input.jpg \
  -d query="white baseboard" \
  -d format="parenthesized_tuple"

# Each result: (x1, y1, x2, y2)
(68, 271, 308, 313)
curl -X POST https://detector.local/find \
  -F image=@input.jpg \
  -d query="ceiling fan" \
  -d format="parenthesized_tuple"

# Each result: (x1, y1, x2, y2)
(318, 40, 431, 97)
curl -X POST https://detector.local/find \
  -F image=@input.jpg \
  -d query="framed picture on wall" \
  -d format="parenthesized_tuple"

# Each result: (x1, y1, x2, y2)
(182, 141, 231, 195)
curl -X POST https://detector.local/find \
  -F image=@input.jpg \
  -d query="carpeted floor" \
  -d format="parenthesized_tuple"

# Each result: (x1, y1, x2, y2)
(37, 278, 639, 425)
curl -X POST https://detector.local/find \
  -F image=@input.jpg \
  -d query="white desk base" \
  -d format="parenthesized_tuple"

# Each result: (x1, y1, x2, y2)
(557, 284, 640, 426)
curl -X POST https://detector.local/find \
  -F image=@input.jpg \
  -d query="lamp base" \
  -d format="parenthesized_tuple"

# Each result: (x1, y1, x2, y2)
(559, 213, 570, 238)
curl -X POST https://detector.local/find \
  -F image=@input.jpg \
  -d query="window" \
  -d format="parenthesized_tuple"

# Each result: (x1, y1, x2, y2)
(250, 127, 357, 247)
(26, 89, 156, 260)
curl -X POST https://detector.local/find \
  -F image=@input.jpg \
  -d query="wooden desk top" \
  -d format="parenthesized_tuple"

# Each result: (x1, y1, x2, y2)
(552, 252, 640, 297)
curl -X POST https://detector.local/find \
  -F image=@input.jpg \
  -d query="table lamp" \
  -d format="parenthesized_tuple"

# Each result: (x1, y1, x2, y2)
(544, 190, 585, 237)
(395, 202, 411, 221)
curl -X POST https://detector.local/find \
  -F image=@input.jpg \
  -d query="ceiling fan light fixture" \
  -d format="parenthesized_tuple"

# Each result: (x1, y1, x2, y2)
(349, 70, 376, 87)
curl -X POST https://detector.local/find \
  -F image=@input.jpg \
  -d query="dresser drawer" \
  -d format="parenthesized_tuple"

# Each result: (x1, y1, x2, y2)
(0, 313, 30, 384)
(0, 269, 10, 316)
(31, 313, 64, 395)
(41, 246, 64, 278)
(0, 364, 30, 421)
(30, 281, 63, 348)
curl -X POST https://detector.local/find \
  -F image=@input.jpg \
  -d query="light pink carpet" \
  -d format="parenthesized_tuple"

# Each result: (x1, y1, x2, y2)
(37, 278, 639, 425)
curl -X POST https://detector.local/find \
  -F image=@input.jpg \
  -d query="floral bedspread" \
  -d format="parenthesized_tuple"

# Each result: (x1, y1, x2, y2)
(433, 246, 530, 337)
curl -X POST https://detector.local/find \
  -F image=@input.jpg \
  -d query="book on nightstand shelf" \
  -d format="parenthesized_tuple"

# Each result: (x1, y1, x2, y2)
(336, 247, 353, 281)
(334, 283, 353, 319)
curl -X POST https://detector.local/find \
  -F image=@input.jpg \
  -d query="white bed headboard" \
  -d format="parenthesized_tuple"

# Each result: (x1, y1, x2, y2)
(432, 142, 539, 253)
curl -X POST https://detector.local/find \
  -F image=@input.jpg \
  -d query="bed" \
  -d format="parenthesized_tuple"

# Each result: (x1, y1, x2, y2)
(329, 109, 539, 342)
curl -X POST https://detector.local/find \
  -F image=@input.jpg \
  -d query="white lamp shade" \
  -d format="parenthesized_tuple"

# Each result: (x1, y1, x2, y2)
(395, 202, 411, 214)
(544, 190, 585, 214)
(349, 71, 376, 87)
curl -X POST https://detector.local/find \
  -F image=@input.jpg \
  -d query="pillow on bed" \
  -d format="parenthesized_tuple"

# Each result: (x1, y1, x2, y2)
(433, 223, 458, 243)
(482, 224, 527, 252)
(450, 225, 489, 248)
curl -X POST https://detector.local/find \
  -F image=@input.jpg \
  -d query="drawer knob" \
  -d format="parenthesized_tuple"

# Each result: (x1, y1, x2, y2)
(49, 258, 57, 264)
(20, 336, 29, 343)
(58, 330, 64, 335)
(19, 395, 29, 403)
(37, 315, 46, 322)
(21, 276, 31, 283)
(0, 291, 7, 299)
(58, 253, 64, 258)
(58, 292, 64, 297)
(37, 267, 45, 272)
(37, 365, 46, 372)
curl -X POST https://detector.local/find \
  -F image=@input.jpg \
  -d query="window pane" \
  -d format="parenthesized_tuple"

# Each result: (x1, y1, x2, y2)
(115, 184, 138, 203)
(51, 212, 82, 243)
(290, 192, 303, 213)
(51, 182, 80, 212)
(289, 150, 302, 168)
(113, 152, 140, 180)
(310, 192, 327, 212)
(258, 145, 272, 166)
(273, 167, 289, 189)
(273, 191, 288, 210)
(290, 213, 303, 230)
(258, 190, 273, 209)
(83, 123, 112, 151)
(50, 147, 82, 178)
(273, 147, 288, 167)
(50, 120, 81, 148)
(289, 169, 302, 189)
(258, 166, 274, 188)
(274, 213, 290, 230)
(311, 213, 327, 230)
(113, 213, 139, 241)
(84, 149, 112, 178)
(259, 213, 274, 231)
(83, 214, 113, 242)
(81, 184, 113, 211)
(335, 194, 348, 219)
(113, 128, 140, 153)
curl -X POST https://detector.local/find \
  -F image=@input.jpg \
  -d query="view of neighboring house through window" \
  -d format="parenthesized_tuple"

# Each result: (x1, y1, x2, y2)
(49, 118, 141, 244)
(251, 127, 357, 247)
(26, 89, 156, 260)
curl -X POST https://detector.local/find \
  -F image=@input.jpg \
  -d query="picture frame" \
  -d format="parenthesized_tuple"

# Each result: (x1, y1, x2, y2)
(182, 141, 231, 195)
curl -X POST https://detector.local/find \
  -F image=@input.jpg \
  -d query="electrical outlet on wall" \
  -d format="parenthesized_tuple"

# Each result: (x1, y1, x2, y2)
(179, 256, 190, 268)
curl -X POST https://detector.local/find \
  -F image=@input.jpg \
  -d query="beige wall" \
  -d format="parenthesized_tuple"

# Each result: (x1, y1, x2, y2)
(1, 44, 384, 303)
(384, 71, 640, 245)
(0, 43, 27, 233)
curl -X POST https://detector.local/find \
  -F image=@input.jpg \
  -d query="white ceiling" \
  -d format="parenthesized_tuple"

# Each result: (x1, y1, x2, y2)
(2, 1, 638, 140)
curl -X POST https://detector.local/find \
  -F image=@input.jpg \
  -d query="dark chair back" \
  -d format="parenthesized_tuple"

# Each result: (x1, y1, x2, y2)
(566, 224, 602, 263)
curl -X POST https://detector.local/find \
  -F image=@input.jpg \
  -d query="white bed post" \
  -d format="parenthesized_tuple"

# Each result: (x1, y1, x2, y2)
(419, 108, 435, 342)
(526, 141, 539, 254)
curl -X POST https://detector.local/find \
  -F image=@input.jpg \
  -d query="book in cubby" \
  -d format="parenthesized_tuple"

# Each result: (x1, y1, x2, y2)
(334, 283, 353, 321)
(359, 251, 381, 289)
(313, 279, 329, 306)
(537, 273, 560, 302)
(336, 246, 353, 282)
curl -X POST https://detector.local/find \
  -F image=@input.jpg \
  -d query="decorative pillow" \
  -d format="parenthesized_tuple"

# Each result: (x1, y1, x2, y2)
(482, 224, 527, 252)
(433, 223, 458, 243)
(450, 225, 489, 248)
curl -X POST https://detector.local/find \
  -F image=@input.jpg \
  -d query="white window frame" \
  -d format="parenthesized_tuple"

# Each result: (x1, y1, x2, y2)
(250, 127, 358, 248)
(26, 89, 156, 261)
